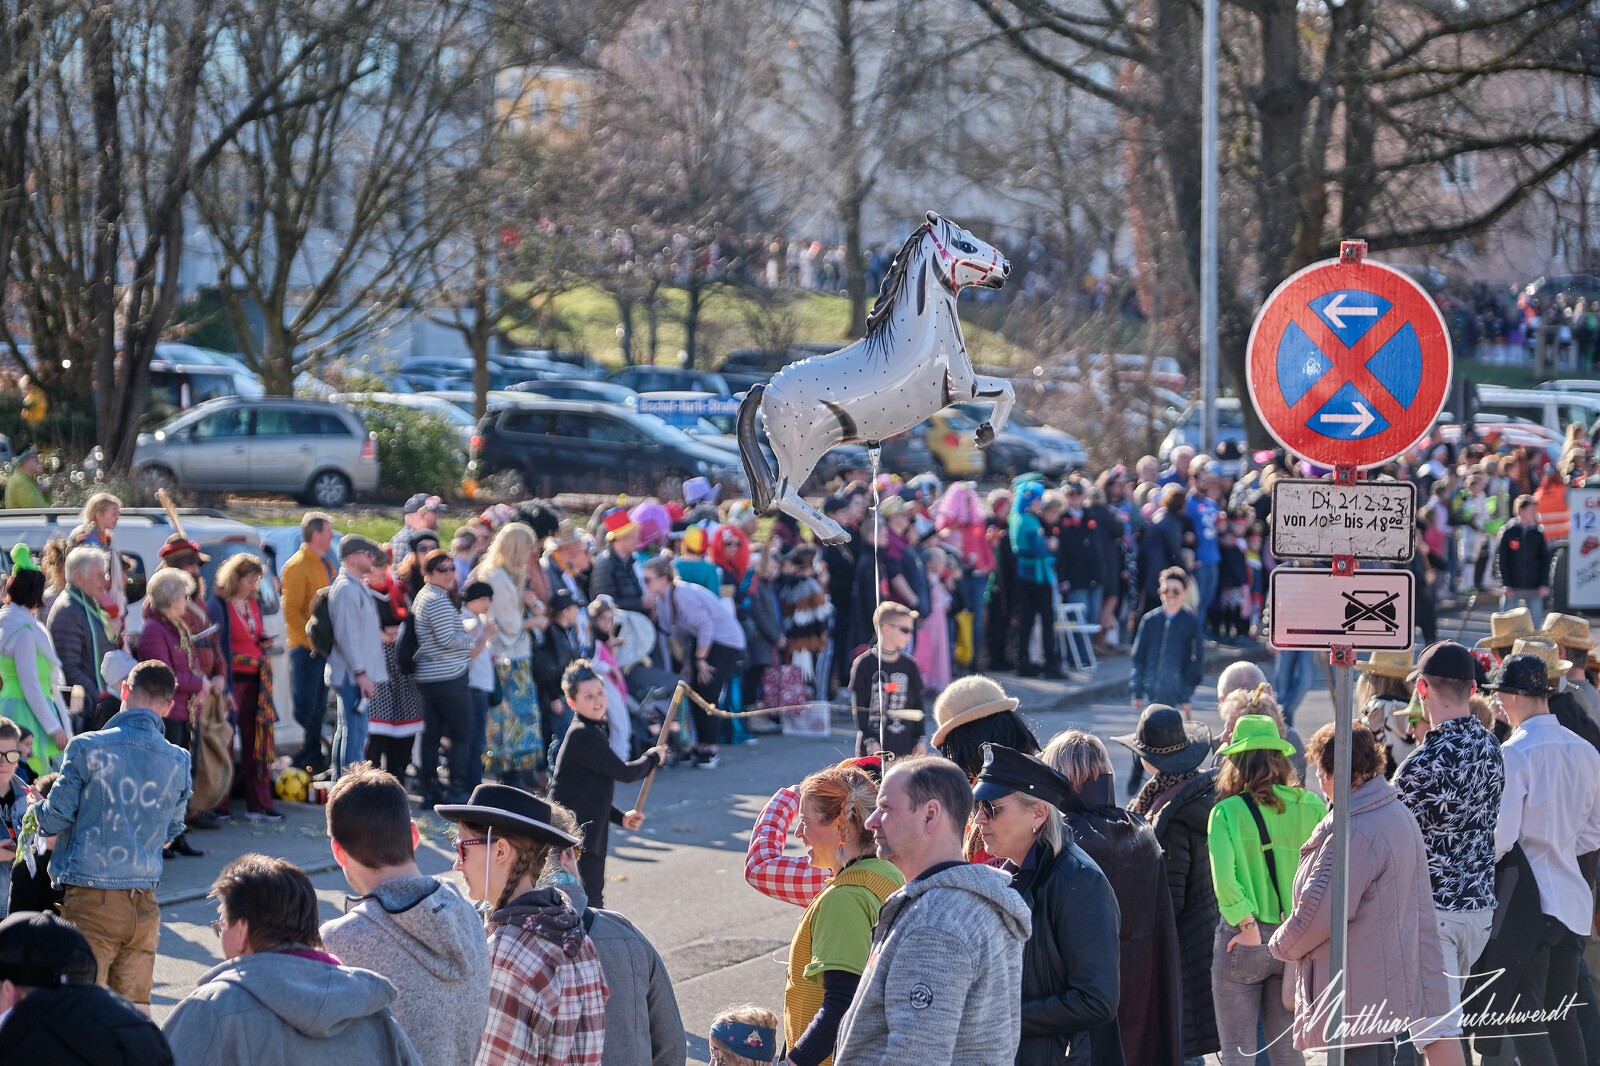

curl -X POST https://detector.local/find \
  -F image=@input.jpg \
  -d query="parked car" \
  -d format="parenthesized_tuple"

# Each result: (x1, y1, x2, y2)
(876, 425, 936, 477)
(0, 507, 299, 752)
(147, 362, 247, 415)
(611, 365, 731, 395)
(331, 392, 476, 448)
(953, 403, 1087, 476)
(469, 398, 747, 498)
(635, 391, 868, 492)
(154, 343, 264, 395)
(421, 389, 539, 414)
(1535, 379, 1600, 394)
(1159, 397, 1249, 464)
(925, 411, 986, 478)
(133, 397, 379, 507)
(506, 348, 608, 379)
(1474, 384, 1600, 437)
(506, 379, 639, 406)
(393, 356, 563, 393)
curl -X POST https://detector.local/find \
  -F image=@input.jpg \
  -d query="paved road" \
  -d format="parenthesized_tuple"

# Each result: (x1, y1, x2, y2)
(147, 597, 1508, 1062)
(146, 653, 1349, 1063)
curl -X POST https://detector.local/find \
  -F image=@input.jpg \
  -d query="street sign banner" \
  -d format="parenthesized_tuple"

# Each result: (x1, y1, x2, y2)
(1247, 256, 1451, 469)
(1271, 479, 1416, 562)
(1568, 487, 1600, 609)
(1268, 568, 1415, 651)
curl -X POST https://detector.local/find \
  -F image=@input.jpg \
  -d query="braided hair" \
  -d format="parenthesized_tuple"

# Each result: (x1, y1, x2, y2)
(465, 822, 556, 911)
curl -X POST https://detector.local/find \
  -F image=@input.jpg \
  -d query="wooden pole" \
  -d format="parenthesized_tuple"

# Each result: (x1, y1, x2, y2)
(635, 682, 687, 812)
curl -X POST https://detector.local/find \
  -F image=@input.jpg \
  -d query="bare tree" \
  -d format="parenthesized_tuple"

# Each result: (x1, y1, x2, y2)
(191, 0, 515, 395)
(977, 0, 1600, 443)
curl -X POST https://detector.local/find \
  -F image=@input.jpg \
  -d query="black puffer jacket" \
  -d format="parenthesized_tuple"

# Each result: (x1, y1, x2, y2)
(0, 983, 174, 1065)
(1012, 838, 1122, 1066)
(1149, 769, 1220, 1058)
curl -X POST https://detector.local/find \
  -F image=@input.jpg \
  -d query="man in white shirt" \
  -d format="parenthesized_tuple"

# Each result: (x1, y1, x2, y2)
(1488, 650, 1600, 1065)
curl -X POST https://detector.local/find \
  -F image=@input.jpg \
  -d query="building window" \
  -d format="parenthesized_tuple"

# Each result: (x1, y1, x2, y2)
(1440, 154, 1475, 191)
(527, 88, 547, 126)
(561, 91, 581, 128)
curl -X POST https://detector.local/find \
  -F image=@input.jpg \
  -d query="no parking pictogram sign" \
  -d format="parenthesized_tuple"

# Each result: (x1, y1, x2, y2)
(1246, 253, 1451, 469)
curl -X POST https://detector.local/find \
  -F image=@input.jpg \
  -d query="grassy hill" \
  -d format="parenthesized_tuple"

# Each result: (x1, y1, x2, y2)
(504, 284, 1034, 369)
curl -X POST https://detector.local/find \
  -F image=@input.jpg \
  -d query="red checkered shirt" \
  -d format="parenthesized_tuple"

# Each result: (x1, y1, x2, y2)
(745, 786, 828, 908)
(476, 920, 608, 1066)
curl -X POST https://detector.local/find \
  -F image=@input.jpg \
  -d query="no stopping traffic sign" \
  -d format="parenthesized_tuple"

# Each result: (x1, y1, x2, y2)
(1246, 256, 1451, 469)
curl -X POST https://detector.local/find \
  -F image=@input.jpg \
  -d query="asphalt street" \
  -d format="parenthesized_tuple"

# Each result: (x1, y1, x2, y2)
(148, 600, 1499, 1063)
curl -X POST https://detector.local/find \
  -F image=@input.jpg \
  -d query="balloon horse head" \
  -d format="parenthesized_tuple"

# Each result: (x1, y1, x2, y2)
(737, 212, 1016, 544)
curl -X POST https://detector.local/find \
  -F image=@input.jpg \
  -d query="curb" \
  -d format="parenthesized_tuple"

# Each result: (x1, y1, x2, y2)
(158, 856, 342, 908)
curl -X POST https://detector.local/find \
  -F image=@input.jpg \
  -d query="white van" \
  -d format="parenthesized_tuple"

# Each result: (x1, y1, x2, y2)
(0, 507, 301, 753)
(1473, 385, 1600, 437)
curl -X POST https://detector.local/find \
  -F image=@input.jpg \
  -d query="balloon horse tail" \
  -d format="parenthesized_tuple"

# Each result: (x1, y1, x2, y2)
(738, 383, 775, 513)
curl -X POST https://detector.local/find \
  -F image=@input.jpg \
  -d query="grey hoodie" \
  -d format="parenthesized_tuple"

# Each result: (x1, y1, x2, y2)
(320, 875, 491, 1066)
(834, 861, 1032, 1065)
(162, 949, 421, 1066)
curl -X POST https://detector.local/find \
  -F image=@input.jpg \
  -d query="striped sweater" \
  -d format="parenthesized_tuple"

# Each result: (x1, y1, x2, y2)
(412, 584, 474, 683)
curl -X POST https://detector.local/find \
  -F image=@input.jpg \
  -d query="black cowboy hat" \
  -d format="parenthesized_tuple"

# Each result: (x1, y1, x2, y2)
(434, 784, 580, 847)
(1112, 704, 1212, 774)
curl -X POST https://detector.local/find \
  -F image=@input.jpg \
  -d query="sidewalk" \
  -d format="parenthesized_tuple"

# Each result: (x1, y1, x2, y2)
(1000, 637, 1273, 715)
(155, 805, 338, 905)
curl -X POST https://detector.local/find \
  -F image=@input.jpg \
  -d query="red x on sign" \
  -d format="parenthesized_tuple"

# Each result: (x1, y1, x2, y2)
(1247, 257, 1451, 469)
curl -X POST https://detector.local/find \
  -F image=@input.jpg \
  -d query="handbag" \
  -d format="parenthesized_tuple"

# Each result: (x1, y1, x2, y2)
(188, 689, 235, 818)
(761, 653, 807, 710)
(1241, 792, 1298, 1011)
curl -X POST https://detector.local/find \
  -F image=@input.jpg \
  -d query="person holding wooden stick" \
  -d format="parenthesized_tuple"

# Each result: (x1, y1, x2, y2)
(550, 659, 669, 908)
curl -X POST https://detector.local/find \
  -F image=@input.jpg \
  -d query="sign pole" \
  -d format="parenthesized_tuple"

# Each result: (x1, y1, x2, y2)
(1325, 461, 1360, 1066)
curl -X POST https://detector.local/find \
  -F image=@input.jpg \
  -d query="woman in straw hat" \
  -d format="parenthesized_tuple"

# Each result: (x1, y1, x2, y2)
(1353, 649, 1415, 776)
(930, 675, 1041, 864)
(436, 785, 606, 1065)
(1207, 715, 1325, 1066)
(1540, 612, 1600, 724)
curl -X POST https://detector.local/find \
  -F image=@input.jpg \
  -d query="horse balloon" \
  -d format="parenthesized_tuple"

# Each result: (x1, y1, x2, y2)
(737, 212, 1016, 544)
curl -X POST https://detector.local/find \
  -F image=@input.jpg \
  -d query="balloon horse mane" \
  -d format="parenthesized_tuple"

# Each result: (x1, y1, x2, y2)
(737, 212, 1016, 544)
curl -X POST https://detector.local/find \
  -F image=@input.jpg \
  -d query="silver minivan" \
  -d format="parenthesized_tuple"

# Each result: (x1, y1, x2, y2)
(1473, 385, 1600, 437)
(133, 397, 379, 507)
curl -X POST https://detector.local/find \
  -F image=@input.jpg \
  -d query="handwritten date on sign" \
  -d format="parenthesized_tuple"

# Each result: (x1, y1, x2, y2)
(1270, 479, 1415, 562)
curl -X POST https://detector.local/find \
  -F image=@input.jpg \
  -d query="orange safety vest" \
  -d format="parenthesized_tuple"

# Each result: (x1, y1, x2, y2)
(1536, 479, 1570, 544)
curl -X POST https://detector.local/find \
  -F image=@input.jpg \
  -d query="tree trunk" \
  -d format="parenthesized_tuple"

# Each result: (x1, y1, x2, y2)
(472, 285, 490, 420)
(683, 264, 703, 368)
(262, 319, 296, 395)
(615, 294, 635, 365)
(88, 7, 123, 464)
(844, 191, 867, 338)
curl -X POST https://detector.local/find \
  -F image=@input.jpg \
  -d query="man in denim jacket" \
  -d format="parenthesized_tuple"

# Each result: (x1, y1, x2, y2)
(35, 660, 191, 1015)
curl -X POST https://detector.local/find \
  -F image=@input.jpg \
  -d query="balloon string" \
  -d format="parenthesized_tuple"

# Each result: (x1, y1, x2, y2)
(870, 446, 885, 754)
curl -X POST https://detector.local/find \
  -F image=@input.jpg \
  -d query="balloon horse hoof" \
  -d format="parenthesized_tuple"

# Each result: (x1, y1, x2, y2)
(736, 212, 1017, 544)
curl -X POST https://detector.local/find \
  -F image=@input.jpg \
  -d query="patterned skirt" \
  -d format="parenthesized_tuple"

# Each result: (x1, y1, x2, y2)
(485, 657, 543, 778)
(369, 641, 425, 738)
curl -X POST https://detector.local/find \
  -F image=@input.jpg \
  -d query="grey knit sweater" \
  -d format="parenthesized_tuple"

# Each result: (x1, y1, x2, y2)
(834, 861, 1031, 1064)
(319, 875, 490, 1066)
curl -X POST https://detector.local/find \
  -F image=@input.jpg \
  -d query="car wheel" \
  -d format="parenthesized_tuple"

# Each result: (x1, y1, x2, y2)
(308, 470, 353, 508)
(654, 471, 686, 499)
(136, 465, 177, 504)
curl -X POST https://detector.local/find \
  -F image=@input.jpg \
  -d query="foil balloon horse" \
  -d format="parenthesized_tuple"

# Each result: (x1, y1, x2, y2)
(737, 212, 1016, 544)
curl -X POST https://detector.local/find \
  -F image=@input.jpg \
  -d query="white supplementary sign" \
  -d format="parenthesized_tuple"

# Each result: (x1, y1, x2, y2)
(1567, 487, 1600, 609)
(1271, 479, 1416, 562)
(1268, 567, 1415, 651)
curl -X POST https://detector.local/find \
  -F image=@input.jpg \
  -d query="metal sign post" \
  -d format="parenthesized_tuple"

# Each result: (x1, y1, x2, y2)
(1325, 464, 1358, 1066)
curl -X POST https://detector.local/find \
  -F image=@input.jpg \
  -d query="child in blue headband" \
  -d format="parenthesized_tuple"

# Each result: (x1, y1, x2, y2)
(709, 1004, 778, 1064)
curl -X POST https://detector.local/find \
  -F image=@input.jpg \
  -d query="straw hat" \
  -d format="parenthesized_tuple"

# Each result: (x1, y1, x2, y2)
(1509, 637, 1572, 679)
(1478, 607, 1536, 651)
(544, 518, 582, 551)
(1540, 612, 1597, 651)
(1354, 649, 1415, 680)
(929, 675, 1021, 748)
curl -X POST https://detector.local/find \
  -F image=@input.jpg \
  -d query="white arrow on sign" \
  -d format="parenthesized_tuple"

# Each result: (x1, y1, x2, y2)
(1319, 401, 1375, 436)
(1323, 293, 1381, 331)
